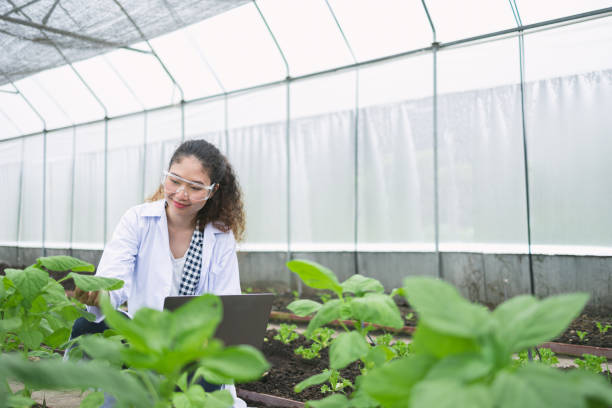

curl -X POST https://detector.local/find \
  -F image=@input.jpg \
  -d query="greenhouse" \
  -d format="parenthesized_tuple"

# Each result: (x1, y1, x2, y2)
(1, 0, 612, 407)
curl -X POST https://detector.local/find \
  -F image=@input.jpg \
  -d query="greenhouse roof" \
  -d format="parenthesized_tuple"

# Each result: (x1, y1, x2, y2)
(0, 0, 248, 85)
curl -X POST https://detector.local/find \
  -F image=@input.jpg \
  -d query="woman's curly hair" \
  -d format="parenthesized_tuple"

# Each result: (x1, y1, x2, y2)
(147, 139, 245, 241)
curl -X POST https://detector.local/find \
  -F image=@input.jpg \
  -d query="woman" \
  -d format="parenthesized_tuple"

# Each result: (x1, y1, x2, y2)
(72, 139, 246, 405)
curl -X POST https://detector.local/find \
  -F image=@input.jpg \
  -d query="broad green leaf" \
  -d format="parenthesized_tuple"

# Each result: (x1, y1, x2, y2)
(492, 365, 585, 408)
(287, 259, 343, 297)
(295, 370, 332, 393)
(199, 345, 269, 383)
(68, 273, 124, 291)
(565, 368, 612, 405)
(173, 393, 190, 408)
(43, 327, 71, 349)
(0, 353, 152, 408)
(42, 279, 69, 304)
(305, 299, 343, 338)
(30, 294, 48, 314)
(171, 294, 222, 349)
(193, 366, 233, 386)
(288, 299, 322, 316)
(330, 331, 369, 369)
(412, 323, 479, 358)
(37, 255, 95, 272)
(363, 345, 393, 369)
(305, 393, 349, 408)
(100, 294, 149, 351)
(6, 267, 49, 305)
(204, 390, 234, 408)
(184, 384, 207, 406)
(360, 355, 437, 406)
(350, 293, 404, 328)
(7, 394, 37, 407)
(129, 308, 173, 351)
(410, 380, 491, 408)
(77, 334, 124, 367)
(17, 327, 44, 350)
(341, 275, 384, 296)
(424, 353, 493, 382)
(80, 391, 105, 408)
(403, 277, 491, 338)
(492, 293, 588, 353)
(0, 316, 21, 333)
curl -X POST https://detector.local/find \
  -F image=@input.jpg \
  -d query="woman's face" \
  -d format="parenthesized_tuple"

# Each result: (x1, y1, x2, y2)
(164, 155, 213, 221)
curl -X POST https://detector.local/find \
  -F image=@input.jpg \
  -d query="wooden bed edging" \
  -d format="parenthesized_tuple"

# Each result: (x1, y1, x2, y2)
(237, 388, 304, 407)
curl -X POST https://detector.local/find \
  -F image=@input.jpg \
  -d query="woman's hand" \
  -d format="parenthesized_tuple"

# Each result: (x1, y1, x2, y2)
(74, 287, 101, 307)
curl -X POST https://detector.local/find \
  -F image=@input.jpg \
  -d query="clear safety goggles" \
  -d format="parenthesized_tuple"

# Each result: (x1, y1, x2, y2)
(161, 171, 216, 202)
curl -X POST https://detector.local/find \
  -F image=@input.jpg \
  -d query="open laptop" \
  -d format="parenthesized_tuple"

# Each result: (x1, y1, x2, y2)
(163, 293, 274, 351)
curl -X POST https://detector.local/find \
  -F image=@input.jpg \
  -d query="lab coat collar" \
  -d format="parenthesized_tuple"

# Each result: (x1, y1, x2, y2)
(140, 199, 224, 234)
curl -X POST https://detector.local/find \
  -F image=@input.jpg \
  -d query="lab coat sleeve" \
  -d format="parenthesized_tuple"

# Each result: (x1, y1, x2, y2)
(209, 230, 241, 296)
(87, 207, 140, 320)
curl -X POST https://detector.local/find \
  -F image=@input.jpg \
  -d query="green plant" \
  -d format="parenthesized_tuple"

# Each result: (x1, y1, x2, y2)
(295, 327, 335, 360)
(576, 330, 588, 342)
(514, 348, 559, 368)
(299, 273, 612, 407)
(274, 323, 299, 344)
(287, 260, 403, 399)
(374, 333, 411, 358)
(1, 292, 270, 408)
(574, 353, 607, 374)
(596, 322, 611, 334)
(0, 255, 123, 406)
(292, 290, 300, 301)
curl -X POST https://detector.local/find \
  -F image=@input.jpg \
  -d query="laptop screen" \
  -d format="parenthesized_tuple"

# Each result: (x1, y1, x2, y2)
(164, 293, 274, 350)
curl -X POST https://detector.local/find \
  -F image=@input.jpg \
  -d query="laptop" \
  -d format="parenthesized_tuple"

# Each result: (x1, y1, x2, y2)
(163, 293, 274, 351)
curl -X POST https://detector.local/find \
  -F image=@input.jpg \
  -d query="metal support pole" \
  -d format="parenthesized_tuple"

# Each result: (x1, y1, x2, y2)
(324, 0, 361, 276)
(421, 0, 442, 278)
(509, 0, 535, 296)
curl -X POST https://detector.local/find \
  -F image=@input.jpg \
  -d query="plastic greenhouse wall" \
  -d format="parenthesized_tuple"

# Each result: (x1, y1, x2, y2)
(1, 9, 612, 312)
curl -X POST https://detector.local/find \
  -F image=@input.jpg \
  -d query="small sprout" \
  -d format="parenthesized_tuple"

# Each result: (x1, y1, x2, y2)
(273, 323, 299, 344)
(319, 293, 332, 304)
(295, 327, 335, 359)
(595, 322, 611, 334)
(292, 290, 299, 300)
(574, 353, 606, 374)
(576, 330, 588, 342)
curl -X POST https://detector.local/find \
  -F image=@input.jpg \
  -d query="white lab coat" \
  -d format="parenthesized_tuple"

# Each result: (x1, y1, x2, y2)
(88, 199, 246, 408)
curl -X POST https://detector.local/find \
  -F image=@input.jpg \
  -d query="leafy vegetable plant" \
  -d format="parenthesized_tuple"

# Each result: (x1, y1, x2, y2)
(0, 255, 123, 407)
(576, 330, 588, 342)
(286, 259, 404, 401)
(514, 348, 559, 368)
(596, 322, 611, 334)
(274, 323, 299, 344)
(1, 292, 270, 408)
(574, 354, 607, 375)
(295, 327, 335, 360)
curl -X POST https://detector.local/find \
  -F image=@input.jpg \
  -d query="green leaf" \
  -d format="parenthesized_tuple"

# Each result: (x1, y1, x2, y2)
(43, 327, 71, 349)
(411, 380, 491, 408)
(0, 353, 152, 408)
(492, 293, 589, 353)
(7, 394, 37, 407)
(287, 259, 343, 297)
(0, 316, 21, 333)
(492, 365, 584, 408)
(305, 393, 349, 408)
(360, 355, 437, 406)
(329, 331, 369, 369)
(295, 370, 332, 393)
(77, 334, 124, 367)
(6, 267, 49, 305)
(37, 255, 95, 272)
(204, 390, 234, 408)
(412, 323, 479, 358)
(80, 391, 105, 408)
(68, 273, 124, 291)
(288, 299, 322, 317)
(305, 299, 343, 338)
(350, 293, 404, 328)
(341, 275, 384, 296)
(100, 294, 149, 351)
(403, 277, 491, 338)
(171, 294, 223, 349)
(199, 345, 269, 383)
(424, 353, 493, 382)
(17, 327, 44, 350)
(42, 279, 70, 304)
(193, 366, 233, 386)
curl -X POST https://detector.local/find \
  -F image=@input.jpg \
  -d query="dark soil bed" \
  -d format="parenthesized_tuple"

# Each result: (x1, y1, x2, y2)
(239, 329, 361, 405)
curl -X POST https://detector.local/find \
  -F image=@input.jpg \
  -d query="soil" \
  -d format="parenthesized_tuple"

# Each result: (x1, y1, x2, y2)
(239, 329, 362, 405)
